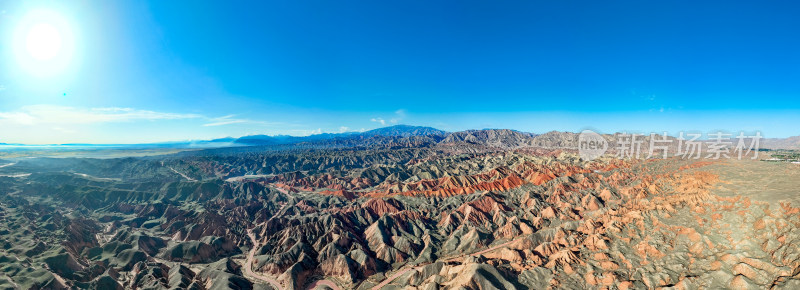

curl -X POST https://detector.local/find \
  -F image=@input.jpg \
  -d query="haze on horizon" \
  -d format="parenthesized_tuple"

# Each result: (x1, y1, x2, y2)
(1, 0, 799, 144)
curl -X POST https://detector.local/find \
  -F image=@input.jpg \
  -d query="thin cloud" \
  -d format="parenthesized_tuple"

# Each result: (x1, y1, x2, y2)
(372, 109, 407, 126)
(202, 114, 282, 127)
(0, 105, 287, 128)
(370, 118, 386, 125)
(52, 126, 77, 134)
(203, 120, 247, 127)
(391, 109, 406, 124)
(0, 105, 202, 125)
(0, 112, 36, 125)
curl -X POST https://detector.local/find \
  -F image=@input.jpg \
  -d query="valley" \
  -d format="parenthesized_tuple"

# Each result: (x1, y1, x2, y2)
(0, 126, 798, 289)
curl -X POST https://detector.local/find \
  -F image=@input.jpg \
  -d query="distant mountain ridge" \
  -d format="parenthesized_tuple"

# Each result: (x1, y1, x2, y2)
(762, 136, 800, 150)
(360, 124, 446, 137)
(232, 125, 443, 145)
(3, 124, 798, 150)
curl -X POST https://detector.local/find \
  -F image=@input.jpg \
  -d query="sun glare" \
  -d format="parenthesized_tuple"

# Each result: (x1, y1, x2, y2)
(26, 23, 63, 60)
(13, 9, 76, 77)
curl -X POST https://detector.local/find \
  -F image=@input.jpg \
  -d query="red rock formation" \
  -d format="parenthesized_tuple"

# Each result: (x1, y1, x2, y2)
(361, 198, 403, 216)
(318, 189, 357, 200)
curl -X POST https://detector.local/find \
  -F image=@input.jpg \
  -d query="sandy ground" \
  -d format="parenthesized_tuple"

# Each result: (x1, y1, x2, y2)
(707, 159, 800, 206)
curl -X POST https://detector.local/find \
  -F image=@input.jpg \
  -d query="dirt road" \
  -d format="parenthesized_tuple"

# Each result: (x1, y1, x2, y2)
(245, 227, 283, 290)
(371, 239, 517, 290)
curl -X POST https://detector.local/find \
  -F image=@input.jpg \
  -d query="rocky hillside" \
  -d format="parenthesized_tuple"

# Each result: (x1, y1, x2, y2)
(0, 129, 798, 289)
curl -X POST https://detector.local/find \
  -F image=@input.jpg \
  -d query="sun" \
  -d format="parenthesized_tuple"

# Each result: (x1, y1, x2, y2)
(26, 23, 63, 60)
(13, 9, 77, 77)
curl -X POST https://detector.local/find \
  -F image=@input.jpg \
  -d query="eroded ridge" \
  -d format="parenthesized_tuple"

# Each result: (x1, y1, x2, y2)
(0, 144, 798, 289)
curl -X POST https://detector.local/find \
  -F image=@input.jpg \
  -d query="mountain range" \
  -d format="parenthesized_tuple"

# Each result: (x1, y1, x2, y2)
(2, 125, 798, 150)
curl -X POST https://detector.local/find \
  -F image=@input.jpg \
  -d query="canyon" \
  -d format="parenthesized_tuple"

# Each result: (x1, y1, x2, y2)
(0, 126, 798, 289)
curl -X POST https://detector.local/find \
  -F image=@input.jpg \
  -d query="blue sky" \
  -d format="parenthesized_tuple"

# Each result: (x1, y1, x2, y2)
(1, 0, 799, 143)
